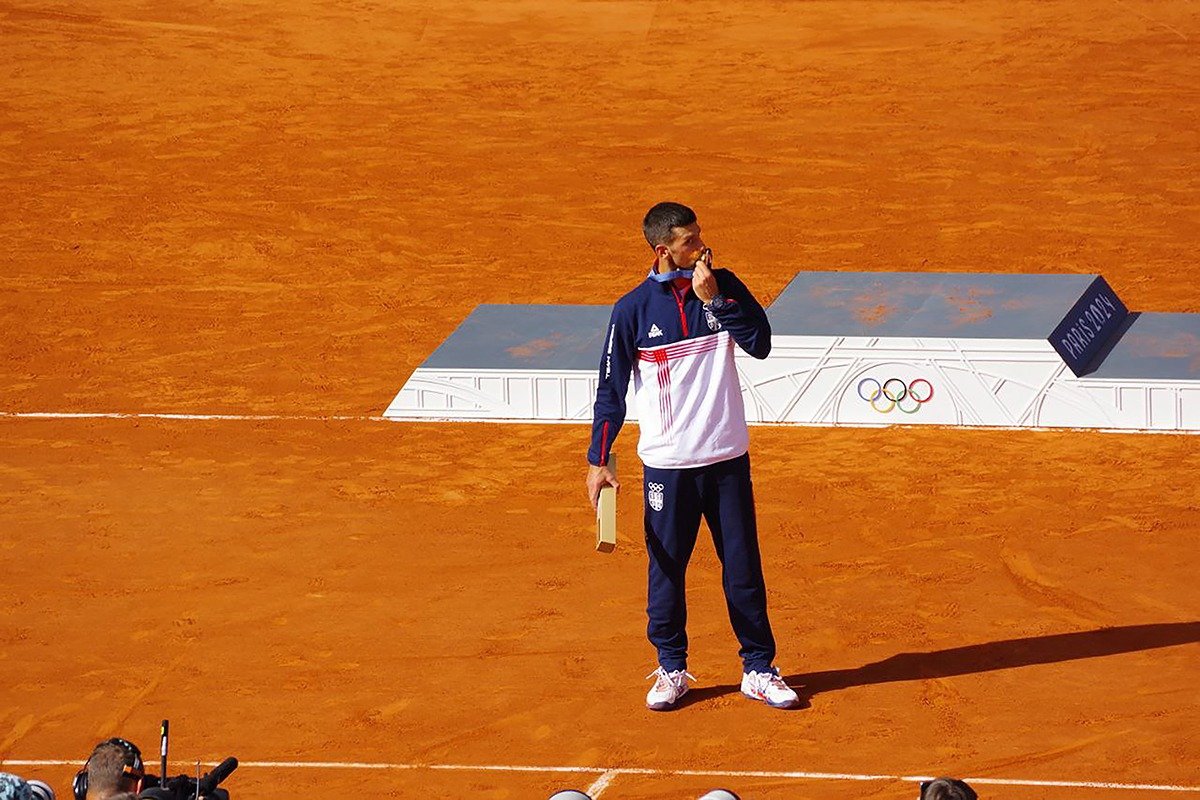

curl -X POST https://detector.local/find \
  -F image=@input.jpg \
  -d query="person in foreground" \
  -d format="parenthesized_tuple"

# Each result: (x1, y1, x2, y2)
(920, 778, 979, 800)
(586, 201, 799, 711)
(75, 739, 146, 800)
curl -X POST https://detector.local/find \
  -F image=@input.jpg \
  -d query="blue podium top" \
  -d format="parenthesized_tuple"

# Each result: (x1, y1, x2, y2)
(769, 271, 1108, 339)
(417, 274, 1198, 379)
(1086, 313, 1200, 380)
(423, 304, 610, 370)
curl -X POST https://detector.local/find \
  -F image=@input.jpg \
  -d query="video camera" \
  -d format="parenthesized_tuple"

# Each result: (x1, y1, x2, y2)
(72, 721, 238, 800)
(137, 756, 238, 800)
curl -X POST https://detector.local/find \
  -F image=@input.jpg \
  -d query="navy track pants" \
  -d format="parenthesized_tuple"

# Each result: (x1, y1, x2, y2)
(642, 452, 776, 673)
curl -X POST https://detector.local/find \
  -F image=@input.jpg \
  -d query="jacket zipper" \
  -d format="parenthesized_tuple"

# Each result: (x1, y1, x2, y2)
(671, 286, 690, 336)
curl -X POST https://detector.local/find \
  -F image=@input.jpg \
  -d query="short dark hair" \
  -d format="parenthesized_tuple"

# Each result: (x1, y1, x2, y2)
(643, 202, 697, 249)
(920, 778, 979, 800)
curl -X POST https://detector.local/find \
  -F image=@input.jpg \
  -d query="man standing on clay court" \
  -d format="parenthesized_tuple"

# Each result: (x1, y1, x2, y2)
(585, 202, 799, 711)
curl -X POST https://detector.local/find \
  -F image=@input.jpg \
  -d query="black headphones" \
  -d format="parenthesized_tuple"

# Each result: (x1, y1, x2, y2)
(73, 738, 146, 800)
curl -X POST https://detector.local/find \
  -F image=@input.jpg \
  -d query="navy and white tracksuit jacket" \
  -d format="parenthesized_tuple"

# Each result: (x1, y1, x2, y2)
(588, 267, 778, 673)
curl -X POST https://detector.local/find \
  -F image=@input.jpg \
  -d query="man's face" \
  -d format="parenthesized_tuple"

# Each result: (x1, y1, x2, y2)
(656, 222, 706, 271)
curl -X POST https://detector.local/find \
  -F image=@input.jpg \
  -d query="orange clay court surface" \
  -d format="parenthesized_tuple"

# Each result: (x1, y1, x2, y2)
(0, 1, 1198, 798)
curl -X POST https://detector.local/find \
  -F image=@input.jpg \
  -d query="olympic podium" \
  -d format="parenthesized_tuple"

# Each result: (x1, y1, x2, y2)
(383, 272, 1200, 433)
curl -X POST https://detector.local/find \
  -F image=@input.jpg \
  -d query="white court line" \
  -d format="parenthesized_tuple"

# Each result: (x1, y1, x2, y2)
(2, 760, 1199, 792)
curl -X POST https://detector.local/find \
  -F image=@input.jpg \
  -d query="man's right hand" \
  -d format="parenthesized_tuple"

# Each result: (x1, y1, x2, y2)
(586, 464, 620, 509)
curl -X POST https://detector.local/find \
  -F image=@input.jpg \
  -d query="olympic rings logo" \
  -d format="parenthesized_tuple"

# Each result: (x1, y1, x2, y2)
(857, 377, 934, 414)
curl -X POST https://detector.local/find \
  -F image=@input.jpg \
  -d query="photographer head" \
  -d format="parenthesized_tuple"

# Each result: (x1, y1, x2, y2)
(920, 778, 979, 800)
(74, 739, 146, 800)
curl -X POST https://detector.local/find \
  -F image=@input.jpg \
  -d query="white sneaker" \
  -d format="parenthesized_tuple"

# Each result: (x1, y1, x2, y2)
(645, 667, 694, 710)
(740, 667, 799, 708)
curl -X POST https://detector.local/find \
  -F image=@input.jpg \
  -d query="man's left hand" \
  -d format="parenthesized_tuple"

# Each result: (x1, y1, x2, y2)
(692, 248, 717, 303)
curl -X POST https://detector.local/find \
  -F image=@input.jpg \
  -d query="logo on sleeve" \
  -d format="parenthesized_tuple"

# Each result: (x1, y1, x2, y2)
(604, 323, 615, 379)
(648, 324, 664, 338)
